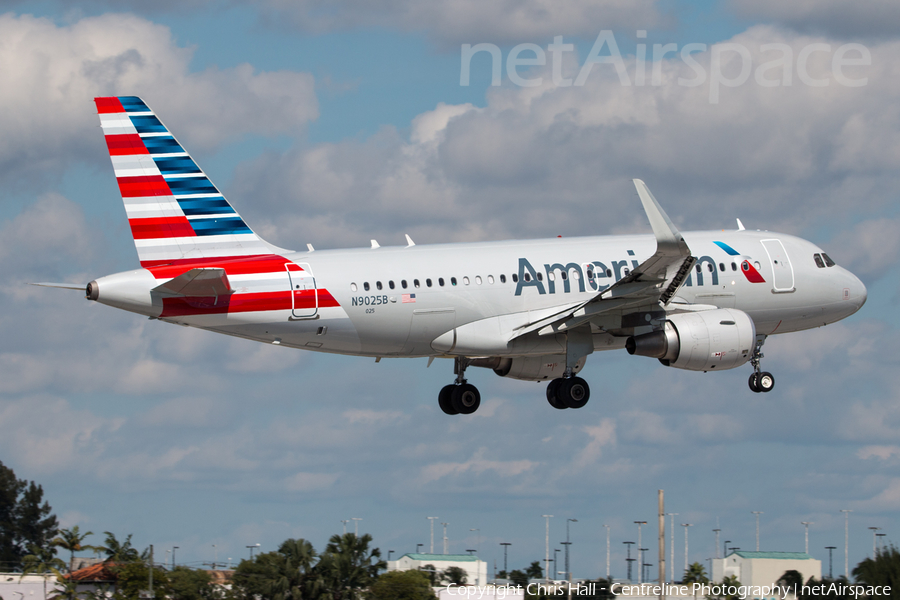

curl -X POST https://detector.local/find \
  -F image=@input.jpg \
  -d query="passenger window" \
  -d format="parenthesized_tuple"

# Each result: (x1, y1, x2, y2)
(606, 269, 612, 277)
(439, 278, 445, 286)
(351, 283, 358, 292)
(822, 253, 835, 267)
(376, 281, 383, 290)
(707, 263, 713, 272)
(731, 262, 737, 271)
(719, 263, 725, 272)
(401, 280, 408, 289)
(524, 273, 531, 282)
(487, 275, 493, 284)
(451, 277, 457, 286)
(560, 272, 567, 280)
(463, 277, 470, 285)
(572, 270, 580, 280)
(814, 254, 825, 268)
(474, 276, 481, 285)
(500, 274, 507, 283)
(512, 274, 518, 283)
(696, 265, 702, 273)
(414, 279, 420, 288)
(389, 280, 395, 289)
(548, 272, 556, 281)
(364, 282, 370, 291)
(426, 278, 432, 287)
(587, 269, 593, 279)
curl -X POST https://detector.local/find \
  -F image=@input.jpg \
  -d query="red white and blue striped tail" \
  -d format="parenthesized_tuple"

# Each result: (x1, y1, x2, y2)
(95, 96, 284, 267)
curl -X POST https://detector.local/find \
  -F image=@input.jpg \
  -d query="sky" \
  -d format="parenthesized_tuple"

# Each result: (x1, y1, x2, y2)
(1, 0, 899, 583)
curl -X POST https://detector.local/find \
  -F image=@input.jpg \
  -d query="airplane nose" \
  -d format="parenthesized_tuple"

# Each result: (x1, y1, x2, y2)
(847, 272, 867, 311)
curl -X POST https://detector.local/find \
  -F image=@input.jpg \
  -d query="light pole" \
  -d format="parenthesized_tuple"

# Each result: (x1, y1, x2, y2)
(427, 517, 438, 554)
(604, 524, 611, 580)
(682, 524, 693, 574)
(543, 515, 553, 583)
(442, 523, 449, 555)
(554, 548, 561, 580)
(416, 543, 423, 554)
(172, 546, 178, 569)
(212, 544, 218, 570)
(500, 543, 511, 574)
(713, 529, 721, 559)
(877, 533, 886, 554)
(841, 509, 852, 577)
(752, 512, 763, 551)
(565, 518, 577, 583)
(246, 544, 260, 559)
(825, 546, 836, 579)
(388, 550, 394, 561)
(341, 520, 349, 534)
(868, 527, 881, 556)
(470, 529, 480, 584)
(623, 541, 635, 582)
(635, 521, 647, 584)
(724, 541, 731, 558)
(351, 517, 362, 536)
(801, 522, 813, 554)
(667, 513, 678, 582)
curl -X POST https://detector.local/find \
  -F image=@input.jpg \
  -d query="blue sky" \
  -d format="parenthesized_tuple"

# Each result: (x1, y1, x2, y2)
(1, 0, 899, 582)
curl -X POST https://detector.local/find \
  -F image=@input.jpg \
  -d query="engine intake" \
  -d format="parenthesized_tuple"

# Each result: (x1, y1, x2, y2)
(626, 308, 756, 371)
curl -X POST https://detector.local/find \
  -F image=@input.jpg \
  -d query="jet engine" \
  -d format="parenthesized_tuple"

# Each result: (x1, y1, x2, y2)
(469, 356, 585, 382)
(625, 308, 756, 371)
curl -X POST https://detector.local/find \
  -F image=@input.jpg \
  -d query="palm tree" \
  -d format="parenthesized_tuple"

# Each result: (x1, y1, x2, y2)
(51, 527, 97, 573)
(319, 533, 386, 600)
(21, 545, 66, 600)
(263, 538, 319, 600)
(682, 562, 709, 585)
(99, 532, 140, 563)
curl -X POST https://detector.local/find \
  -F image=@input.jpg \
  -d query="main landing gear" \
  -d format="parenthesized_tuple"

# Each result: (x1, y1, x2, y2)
(748, 335, 775, 393)
(439, 357, 481, 415)
(546, 373, 591, 409)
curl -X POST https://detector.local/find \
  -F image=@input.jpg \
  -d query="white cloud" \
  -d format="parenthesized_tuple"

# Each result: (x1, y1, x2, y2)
(0, 12, 317, 189)
(731, 0, 900, 39)
(258, 0, 664, 47)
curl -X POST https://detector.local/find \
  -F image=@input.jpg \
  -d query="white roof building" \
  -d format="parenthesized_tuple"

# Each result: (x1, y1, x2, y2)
(387, 553, 488, 586)
(712, 551, 821, 591)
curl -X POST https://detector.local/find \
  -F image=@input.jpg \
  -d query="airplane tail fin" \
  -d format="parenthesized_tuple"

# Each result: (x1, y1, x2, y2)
(94, 96, 285, 267)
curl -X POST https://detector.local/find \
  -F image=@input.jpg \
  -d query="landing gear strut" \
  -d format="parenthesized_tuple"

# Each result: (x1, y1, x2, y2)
(546, 368, 591, 410)
(439, 357, 481, 415)
(748, 335, 774, 393)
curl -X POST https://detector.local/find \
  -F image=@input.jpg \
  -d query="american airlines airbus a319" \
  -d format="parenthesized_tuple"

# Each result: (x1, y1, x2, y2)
(37, 97, 867, 415)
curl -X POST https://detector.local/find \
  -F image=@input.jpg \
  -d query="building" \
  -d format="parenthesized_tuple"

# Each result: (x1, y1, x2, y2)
(387, 553, 488, 586)
(0, 573, 57, 600)
(712, 551, 821, 590)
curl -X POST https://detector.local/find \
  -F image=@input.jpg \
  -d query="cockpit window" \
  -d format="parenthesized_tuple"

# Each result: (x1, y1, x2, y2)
(822, 253, 836, 267)
(814, 254, 825, 268)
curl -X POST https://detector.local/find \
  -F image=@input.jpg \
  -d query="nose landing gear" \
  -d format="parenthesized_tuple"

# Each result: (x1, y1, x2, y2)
(748, 335, 774, 393)
(438, 357, 481, 415)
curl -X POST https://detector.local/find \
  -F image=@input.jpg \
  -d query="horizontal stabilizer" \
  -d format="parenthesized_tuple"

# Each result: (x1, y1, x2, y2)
(29, 282, 85, 290)
(152, 268, 233, 297)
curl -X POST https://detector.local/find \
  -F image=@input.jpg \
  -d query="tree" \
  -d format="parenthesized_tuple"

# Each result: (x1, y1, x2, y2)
(319, 533, 386, 600)
(441, 566, 467, 586)
(714, 575, 742, 600)
(100, 532, 142, 563)
(366, 570, 437, 600)
(418, 564, 438, 585)
(853, 545, 900, 592)
(507, 570, 529, 588)
(683, 562, 709, 585)
(232, 539, 319, 600)
(525, 561, 543, 580)
(0, 460, 59, 571)
(777, 570, 804, 590)
(52, 526, 97, 573)
(169, 566, 219, 600)
(112, 561, 172, 600)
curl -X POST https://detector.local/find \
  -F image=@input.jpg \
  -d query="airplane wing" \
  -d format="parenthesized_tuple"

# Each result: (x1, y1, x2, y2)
(511, 179, 696, 338)
(151, 268, 233, 297)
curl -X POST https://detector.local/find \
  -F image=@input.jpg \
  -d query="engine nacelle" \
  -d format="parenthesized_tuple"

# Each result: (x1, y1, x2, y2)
(469, 356, 585, 382)
(626, 308, 756, 372)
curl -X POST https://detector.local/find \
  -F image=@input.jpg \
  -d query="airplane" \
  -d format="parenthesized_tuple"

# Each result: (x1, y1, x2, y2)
(36, 96, 868, 415)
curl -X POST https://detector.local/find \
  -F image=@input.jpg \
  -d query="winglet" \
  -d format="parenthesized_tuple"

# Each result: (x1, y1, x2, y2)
(633, 179, 684, 248)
